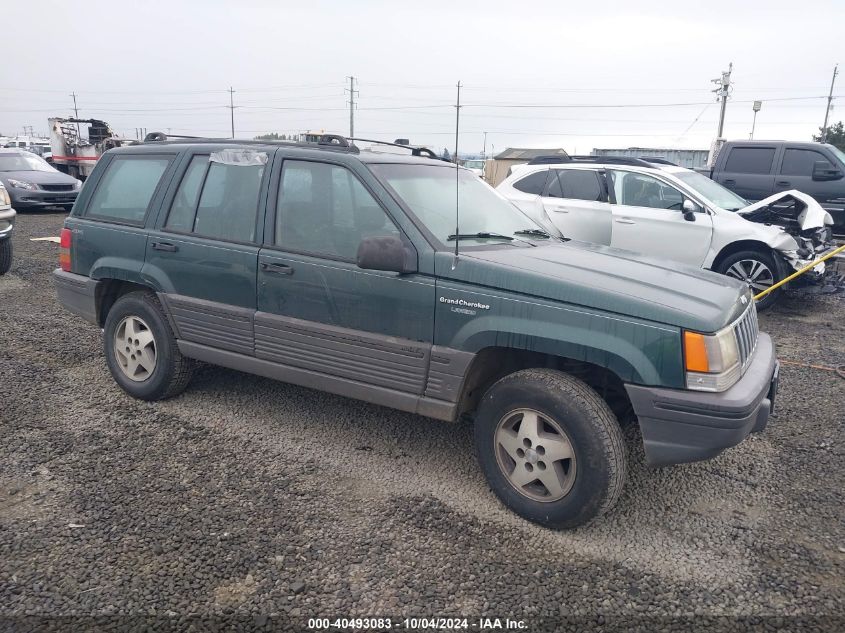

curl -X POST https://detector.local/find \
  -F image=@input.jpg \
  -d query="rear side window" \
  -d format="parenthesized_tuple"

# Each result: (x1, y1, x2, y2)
(780, 149, 831, 176)
(164, 155, 264, 243)
(553, 170, 603, 202)
(86, 156, 171, 223)
(513, 169, 548, 194)
(723, 147, 776, 174)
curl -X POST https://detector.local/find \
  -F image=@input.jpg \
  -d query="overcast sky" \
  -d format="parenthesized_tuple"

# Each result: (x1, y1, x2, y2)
(2, 0, 842, 155)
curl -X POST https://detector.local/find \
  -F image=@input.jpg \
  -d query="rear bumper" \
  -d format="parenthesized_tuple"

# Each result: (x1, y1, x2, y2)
(626, 332, 778, 467)
(52, 269, 100, 325)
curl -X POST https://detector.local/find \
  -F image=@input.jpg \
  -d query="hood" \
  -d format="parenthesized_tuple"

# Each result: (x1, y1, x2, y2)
(738, 189, 833, 230)
(0, 169, 79, 186)
(442, 240, 749, 333)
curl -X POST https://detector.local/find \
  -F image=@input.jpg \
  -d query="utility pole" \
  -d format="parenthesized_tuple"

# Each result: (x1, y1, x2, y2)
(713, 62, 733, 139)
(707, 63, 732, 167)
(821, 64, 839, 143)
(345, 76, 358, 139)
(70, 91, 80, 137)
(482, 131, 487, 160)
(227, 87, 236, 139)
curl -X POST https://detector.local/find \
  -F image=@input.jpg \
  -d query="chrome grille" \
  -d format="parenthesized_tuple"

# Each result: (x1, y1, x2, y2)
(733, 302, 759, 370)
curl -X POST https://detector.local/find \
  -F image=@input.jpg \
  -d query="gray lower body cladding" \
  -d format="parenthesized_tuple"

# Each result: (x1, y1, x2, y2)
(626, 333, 777, 467)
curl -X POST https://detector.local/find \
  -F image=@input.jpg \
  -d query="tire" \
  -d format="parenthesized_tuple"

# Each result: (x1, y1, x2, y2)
(715, 249, 781, 311)
(0, 239, 11, 275)
(103, 291, 193, 400)
(474, 369, 626, 529)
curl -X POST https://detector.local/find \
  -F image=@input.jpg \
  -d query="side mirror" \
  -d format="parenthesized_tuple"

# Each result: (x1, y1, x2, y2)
(356, 235, 417, 274)
(682, 198, 698, 221)
(812, 160, 843, 181)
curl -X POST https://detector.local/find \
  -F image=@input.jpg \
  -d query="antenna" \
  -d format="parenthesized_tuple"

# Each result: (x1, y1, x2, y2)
(453, 80, 462, 268)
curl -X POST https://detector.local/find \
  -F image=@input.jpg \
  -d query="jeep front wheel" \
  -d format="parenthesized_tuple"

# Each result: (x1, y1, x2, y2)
(474, 369, 626, 529)
(103, 291, 193, 400)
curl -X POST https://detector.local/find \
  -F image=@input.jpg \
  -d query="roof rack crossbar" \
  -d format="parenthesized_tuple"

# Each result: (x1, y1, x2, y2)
(348, 137, 441, 160)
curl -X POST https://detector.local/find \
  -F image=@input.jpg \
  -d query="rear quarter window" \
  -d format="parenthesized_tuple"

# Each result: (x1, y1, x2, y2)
(85, 156, 172, 224)
(513, 169, 549, 194)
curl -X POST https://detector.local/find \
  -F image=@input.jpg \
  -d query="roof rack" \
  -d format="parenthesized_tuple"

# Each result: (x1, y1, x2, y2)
(140, 131, 360, 153)
(639, 156, 678, 166)
(349, 137, 442, 160)
(526, 155, 658, 168)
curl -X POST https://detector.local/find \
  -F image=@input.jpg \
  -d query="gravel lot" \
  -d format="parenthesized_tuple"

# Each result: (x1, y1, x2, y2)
(1, 211, 843, 632)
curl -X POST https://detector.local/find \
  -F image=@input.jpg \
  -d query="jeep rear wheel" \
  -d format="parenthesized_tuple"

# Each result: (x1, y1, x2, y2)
(475, 369, 626, 529)
(103, 291, 193, 400)
(0, 239, 12, 275)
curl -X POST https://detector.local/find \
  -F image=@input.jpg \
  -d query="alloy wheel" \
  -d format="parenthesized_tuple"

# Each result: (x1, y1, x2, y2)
(725, 259, 774, 293)
(114, 315, 157, 382)
(494, 408, 577, 502)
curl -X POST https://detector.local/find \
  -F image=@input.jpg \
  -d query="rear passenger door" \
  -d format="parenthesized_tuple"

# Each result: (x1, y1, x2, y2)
(715, 145, 777, 201)
(540, 168, 612, 244)
(143, 147, 271, 356)
(256, 155, 435, 396)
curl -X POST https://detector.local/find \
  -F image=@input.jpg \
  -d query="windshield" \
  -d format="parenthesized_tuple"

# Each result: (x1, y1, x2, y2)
(371, 163, 544, 245)
(0, 152, 56, 172)
(674, 170, 748, 211)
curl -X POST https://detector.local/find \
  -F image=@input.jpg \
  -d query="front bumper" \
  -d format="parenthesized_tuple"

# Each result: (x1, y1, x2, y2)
(0, 207, 15, 240)
(9, 189, 77, 210)
(626, 332, 778, 467)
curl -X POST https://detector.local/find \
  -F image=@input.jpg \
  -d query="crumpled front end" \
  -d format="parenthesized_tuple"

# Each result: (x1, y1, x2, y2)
(738, 189, 835, 275)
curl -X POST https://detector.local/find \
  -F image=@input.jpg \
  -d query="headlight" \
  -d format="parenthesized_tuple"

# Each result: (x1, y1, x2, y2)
(684, 326, 741, 392)
(73, 179, 82, 190)
(7, 178, 37, 190)
(0, 188, 9, 206)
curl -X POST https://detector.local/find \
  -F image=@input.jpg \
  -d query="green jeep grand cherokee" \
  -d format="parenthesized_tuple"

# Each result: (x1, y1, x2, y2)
(53, 136, 778, 529)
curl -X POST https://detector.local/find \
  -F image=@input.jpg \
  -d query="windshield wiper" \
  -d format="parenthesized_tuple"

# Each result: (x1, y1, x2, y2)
(446, 232, 514, 241)
(513, 229, 550, 238)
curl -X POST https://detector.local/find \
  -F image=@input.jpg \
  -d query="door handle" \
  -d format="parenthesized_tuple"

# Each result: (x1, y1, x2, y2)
(776, 180, 791, 187)
(260, 262, 294, 275)
(151, 241, 178, 252)
(724, 179, 736, 185)
(548, 205, 569, 213)
(614, 218, 636, 225)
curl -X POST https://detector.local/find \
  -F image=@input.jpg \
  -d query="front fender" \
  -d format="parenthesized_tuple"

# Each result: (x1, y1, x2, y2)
(435, 291, 684, 388)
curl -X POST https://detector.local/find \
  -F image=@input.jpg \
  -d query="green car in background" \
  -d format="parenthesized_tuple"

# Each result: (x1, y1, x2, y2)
(53, 135, 779, 529)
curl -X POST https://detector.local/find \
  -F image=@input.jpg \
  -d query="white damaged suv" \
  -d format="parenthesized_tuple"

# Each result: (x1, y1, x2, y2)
(497, 156, 834, 309)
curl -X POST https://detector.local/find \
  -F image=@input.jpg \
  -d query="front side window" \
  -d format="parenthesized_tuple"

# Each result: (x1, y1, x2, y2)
(276, 160, 399, 260)
(86, 156, 171, 223)
(780, 149, 831, 176)
(513, 169, 548, 195)
(370, 163, 544, 245)
(723, 147, 776, 174)
(164, 154, 264, 242)
(608, 170, 684, 210)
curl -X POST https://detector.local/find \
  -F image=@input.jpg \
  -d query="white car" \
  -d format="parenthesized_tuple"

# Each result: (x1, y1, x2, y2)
(497, 157, 834, 308)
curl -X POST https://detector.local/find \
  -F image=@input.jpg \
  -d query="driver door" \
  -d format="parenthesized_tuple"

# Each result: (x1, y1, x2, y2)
(606, 170, 713, 267)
